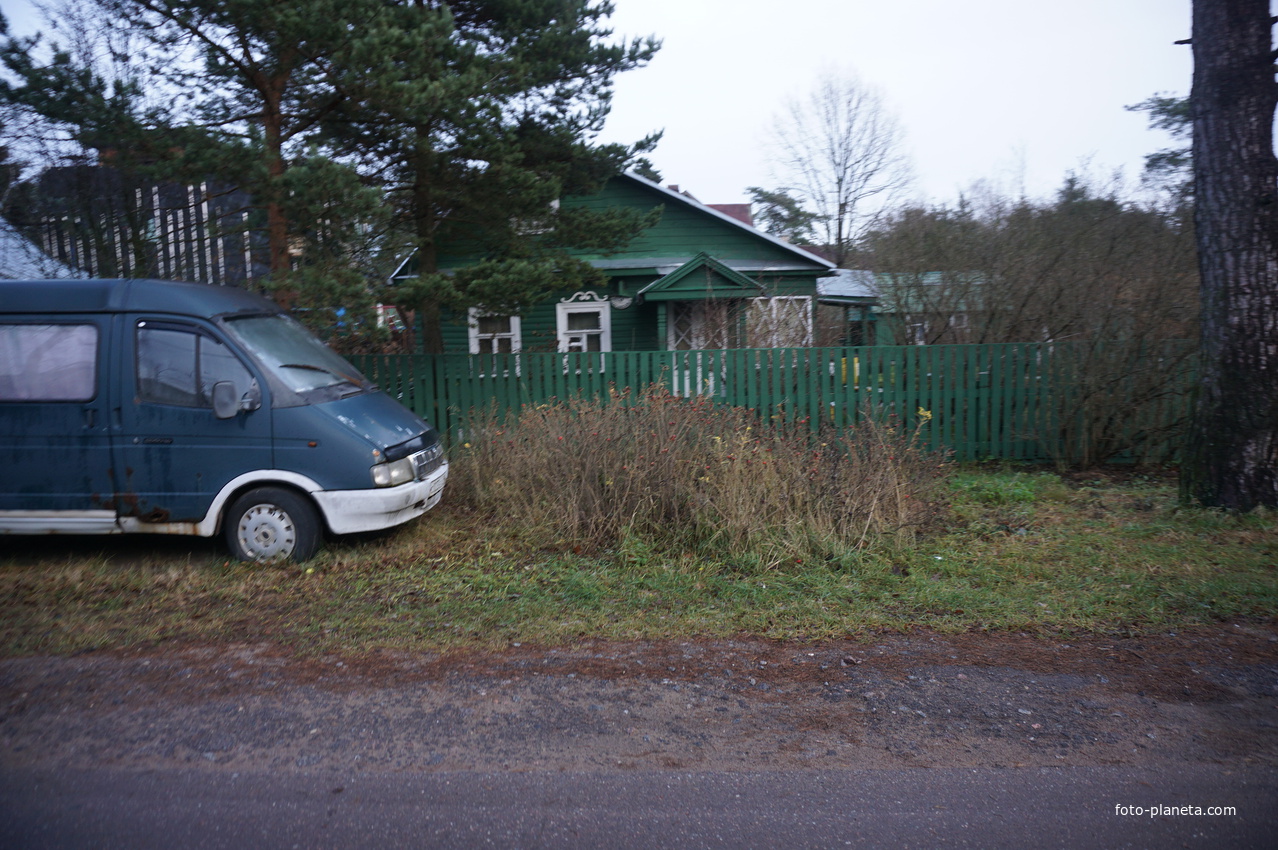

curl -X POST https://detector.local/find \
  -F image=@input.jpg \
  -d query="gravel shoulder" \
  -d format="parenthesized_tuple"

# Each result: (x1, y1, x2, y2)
(2, 625, 1276, 774)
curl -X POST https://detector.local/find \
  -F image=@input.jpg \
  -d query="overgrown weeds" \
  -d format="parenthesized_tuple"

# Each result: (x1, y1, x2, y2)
(451, 385, 947, 564)
(3, 448, 1276, 655)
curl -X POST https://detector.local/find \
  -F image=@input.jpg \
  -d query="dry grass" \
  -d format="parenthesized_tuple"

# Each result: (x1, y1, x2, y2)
(450, 386, 947, 563)
(2, 462, 1274, 656)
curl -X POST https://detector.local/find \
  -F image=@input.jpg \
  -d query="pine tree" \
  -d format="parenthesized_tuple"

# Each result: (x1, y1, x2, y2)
(746, 187, 822, 245)
(3, 1, 662, 348)
(95, 0, 383, 291)
(1181, 0, 1278, 510)
(1127, 93, 1194, 205)
(1, 0, 384, 301)
(325, 1, 662, 352)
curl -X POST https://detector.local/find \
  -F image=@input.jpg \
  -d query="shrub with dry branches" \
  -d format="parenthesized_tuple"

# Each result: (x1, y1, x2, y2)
(452, 386, 946, 564)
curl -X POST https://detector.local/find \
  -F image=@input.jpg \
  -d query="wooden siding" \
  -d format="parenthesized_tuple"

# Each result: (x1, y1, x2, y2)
(441, 287, 662, 352)
(564, 178, 810, 266)
(410, 174, 831, 353)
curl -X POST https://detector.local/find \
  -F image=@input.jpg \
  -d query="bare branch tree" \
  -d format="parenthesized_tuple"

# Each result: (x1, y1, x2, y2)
(767, 73, 912, 267)
(865, 173, 1201, 467)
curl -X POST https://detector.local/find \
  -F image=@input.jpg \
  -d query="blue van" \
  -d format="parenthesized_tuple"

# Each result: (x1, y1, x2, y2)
(0, 279, 447, 561)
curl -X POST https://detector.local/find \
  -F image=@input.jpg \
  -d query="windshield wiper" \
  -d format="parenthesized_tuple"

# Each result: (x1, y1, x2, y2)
(278, 362, 362, 389)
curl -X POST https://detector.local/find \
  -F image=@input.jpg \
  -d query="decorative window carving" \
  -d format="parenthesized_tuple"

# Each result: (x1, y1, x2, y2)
(556, 292, 611, 353)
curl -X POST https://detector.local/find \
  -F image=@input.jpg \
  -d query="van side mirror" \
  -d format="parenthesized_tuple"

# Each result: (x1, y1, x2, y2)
(213, 381, 262, 418)
(212, 381, 239, 419)
(241, 380, 262, 413)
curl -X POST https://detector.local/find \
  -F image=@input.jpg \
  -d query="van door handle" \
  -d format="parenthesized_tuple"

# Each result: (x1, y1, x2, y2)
(83, 408, 96, 428)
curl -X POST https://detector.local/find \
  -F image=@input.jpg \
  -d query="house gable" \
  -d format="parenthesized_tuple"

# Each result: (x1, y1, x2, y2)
(562, 174, 833, 280)
(637, 252, 763, 301)
(391, 172, 835, 283)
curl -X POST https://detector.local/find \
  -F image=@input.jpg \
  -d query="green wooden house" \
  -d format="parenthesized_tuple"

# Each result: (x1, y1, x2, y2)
(390, 173, 836, 354)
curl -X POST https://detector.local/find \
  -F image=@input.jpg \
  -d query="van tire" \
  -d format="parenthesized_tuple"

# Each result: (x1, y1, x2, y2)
(224, 487, 321, 563)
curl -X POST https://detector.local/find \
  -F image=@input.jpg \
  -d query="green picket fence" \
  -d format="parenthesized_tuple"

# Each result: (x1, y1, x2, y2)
(350, 341, 1197, 463)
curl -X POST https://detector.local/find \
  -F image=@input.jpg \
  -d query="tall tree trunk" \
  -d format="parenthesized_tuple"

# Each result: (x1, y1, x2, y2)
(412, 134, 445, 354)
(254, 60, 296, 306)
(1182, 0, 1278, 509)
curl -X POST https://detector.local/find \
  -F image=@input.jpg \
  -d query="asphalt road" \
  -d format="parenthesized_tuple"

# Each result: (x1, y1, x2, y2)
(3, 629, 1275, 848)
(4, 764, 1276, 849)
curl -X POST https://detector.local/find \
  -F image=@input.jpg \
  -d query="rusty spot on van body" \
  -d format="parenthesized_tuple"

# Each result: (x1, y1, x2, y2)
(116, 491, 140, 515)
(98, 469, 117, 511)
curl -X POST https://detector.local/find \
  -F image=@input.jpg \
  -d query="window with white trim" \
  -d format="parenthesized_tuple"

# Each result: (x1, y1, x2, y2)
(556, 298, 611, 353)
(908, 320, 930, 346)
(746, 296, 812, 348)
(512, 198, 561, 236)
(468, 309, 521, 355)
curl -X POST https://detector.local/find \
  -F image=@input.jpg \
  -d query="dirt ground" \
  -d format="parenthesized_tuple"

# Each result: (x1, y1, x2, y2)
(2, 625, 1276, 774)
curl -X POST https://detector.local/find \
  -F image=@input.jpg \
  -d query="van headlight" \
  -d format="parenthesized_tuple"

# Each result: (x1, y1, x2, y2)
(371, 457, 415, 488)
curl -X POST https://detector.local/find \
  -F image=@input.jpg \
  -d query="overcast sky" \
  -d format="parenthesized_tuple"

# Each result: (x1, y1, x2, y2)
(599, 0, 1194, 206)
(5, 0, 1195, 207)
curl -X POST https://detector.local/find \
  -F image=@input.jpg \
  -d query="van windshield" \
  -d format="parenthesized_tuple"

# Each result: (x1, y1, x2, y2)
(224, 314, 372, 402)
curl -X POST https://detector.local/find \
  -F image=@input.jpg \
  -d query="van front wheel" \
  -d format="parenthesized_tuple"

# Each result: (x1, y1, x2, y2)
(225, 487, 321, 562)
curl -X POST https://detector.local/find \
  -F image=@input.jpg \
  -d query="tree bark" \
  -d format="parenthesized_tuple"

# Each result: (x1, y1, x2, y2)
(256, 58, 297, 306)
(411, 134, 445, 355)
(1182, 0, 1278, 509)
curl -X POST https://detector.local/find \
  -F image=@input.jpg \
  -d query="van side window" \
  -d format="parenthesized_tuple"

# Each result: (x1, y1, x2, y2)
(199, 335, 255, 405)
(138, 327, 198, 405)
(0, 324, 98, 401)
(137, 324, 254, 408)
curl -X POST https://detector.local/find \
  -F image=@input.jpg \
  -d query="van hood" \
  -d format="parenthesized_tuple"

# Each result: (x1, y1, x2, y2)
(313, 391, 433, 452)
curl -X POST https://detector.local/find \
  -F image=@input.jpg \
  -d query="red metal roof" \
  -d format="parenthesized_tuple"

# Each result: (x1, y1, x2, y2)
(707, 204, 754, 227)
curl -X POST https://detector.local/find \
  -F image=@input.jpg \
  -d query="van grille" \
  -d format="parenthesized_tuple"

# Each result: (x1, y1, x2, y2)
(410, 444, 445, 480)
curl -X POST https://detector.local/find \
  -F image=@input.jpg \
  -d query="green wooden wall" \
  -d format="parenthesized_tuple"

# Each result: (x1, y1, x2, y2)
(417, 174, 831, 353)
(563, 177, 813, 268)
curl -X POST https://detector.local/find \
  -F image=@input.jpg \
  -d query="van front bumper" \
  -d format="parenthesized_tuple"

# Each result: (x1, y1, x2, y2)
(314, 462, 448, 535)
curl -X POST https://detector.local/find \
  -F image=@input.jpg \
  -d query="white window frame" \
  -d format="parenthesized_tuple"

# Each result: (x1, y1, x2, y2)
(376, 304, 405, 332)
(946, 312, 970, 344)
(746, 295, 813, 348)
(467, 308, 521, 378)
(909, 320, 930, 346)
(556, 293, 612, 353)
(467, 308, 522, 355)
(512, 198, 561, 236)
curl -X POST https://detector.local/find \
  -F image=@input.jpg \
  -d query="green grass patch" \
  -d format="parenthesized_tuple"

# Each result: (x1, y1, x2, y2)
(2, 467, 1275, 655)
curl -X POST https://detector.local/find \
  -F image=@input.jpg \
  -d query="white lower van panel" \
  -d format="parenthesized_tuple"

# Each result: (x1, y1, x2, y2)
(0, 511, 122, 535)
(0, 464, 448, 539)
(314, 463, 448, 535)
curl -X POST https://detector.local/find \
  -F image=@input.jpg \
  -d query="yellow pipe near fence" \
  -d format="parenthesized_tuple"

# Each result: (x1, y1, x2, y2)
(840, 356, 860, 387)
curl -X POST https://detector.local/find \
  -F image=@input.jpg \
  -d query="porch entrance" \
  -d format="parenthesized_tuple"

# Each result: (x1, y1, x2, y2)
(668, 300, 743, 350)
